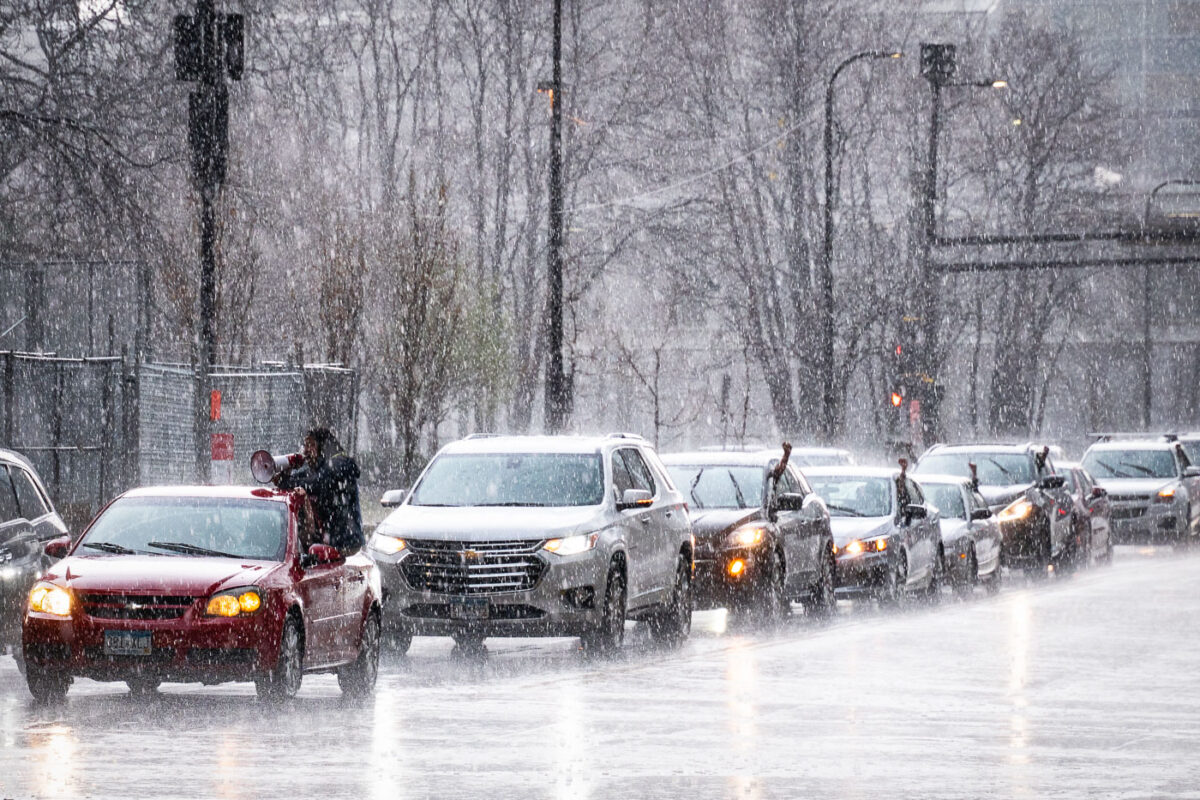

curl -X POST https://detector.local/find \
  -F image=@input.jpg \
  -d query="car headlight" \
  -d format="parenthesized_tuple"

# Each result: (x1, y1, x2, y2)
(205, 588, 262, 617)
(996, 498, 1034, 522)
(543, 533, 600, 556)
(370, 533, 408, 555)
(28, 582, 72, 617)
(1156, 486, 1178, 503)
(725, 526, 767, 548)
(839, 537, 887, 558)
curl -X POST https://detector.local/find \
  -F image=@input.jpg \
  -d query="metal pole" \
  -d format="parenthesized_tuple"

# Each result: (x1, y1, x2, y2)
(544, 0, 566, 433)
(1143, 264, 1152, 429)
(918, 78, 943, 443)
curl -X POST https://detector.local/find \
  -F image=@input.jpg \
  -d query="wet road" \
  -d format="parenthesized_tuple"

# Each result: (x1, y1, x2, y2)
(1, 548, 1198, 799)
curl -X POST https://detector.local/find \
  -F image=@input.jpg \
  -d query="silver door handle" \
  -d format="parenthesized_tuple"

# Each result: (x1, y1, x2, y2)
(640, 516, 651, 524)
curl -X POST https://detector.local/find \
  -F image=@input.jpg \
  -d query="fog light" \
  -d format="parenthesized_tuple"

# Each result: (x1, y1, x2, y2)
(728, 559, 745, 577)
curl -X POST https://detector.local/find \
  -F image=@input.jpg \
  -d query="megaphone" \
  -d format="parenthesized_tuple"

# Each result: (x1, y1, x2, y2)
(250, 450, 304, 484)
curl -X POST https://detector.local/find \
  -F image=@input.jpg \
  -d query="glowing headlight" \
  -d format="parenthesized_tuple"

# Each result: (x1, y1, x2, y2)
(543, 533, 600, 556)
(726, 526, 766, 548)
(840, 537, 887, 558)
(28, 582, 72, 617)
(370, 533, 408, 555)
(205, 589, 262, 617)
(845, 540, 864, 556)
(996, 498, 1034, 522)
(1156, 486, 1177, 503)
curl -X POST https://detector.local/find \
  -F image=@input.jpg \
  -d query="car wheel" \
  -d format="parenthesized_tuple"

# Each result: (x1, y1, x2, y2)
(802, 544, 837, 618)
(954, 546, 978, 600)
(25, 661, 71, 704)
(338, 611, 381, 699)
(649, 555, 693, 646)
(257, 614, 303, 703)
(126, 676, 161, 697)
(877, 553, 907, 608)
(1099, 535, 1114, 566)
(581, 566, 626, 656)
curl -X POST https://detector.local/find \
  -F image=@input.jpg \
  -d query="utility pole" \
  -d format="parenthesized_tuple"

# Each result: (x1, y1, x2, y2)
(174, 1, 242, 481)
(542, 0, 568, 433)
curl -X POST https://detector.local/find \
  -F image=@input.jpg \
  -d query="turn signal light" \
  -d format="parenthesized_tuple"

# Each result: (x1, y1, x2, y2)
(205, 590, 262, 617)
(728, 559, 746, 577)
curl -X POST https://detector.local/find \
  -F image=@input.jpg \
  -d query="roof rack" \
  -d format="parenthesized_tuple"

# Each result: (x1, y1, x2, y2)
(605, 432, 645, 441)
(1089, 431, 1176, 442)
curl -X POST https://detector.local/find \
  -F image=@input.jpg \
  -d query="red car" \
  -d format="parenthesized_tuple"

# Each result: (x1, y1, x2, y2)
(21, 486, 381, 703)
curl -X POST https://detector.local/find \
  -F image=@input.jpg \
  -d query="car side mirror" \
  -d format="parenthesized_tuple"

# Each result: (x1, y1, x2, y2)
(904, 503, 927, 521)
(970, 507, 992, 521)
(776, 492, 805, 512)
(1037, 474, 1066, 490)
(1184, 466, 1200, 479)
(380, 489, 408, 508)
(302, 543, 344, 568)
(617, 488, 653, 511)
(1090, 486, 1107, 499)
(44, 536, 71, 560)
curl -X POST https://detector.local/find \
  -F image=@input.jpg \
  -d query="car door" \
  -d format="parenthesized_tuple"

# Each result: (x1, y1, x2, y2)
(292, 510, 342, 666)
(1175, 445, 1200, 533)
(0, 466, 34, 577)
(334, 550, 372, 661)
(904, 477, 936, 584)
(611, 448, 653, 604)
(622, 447, 674, 603)
(970, 487, 1002, 572)
(775, 466, 819, 591)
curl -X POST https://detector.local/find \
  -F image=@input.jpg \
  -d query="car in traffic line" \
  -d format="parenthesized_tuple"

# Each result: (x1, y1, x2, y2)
(1, 449, 70, 643)
(913, 473, 1002, 596)
(805, 464, 943, 606)
(371, 434, 694, 655)
(21, 486, 382, 703)
(661, 447, 835, 619)
(914, 443, 1073, 575)
(1057, 461, 1113, 566)
(1080, 436, 1200, 548)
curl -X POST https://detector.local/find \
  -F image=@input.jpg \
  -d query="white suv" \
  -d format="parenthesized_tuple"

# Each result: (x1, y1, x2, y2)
(370, 434, 694, 654)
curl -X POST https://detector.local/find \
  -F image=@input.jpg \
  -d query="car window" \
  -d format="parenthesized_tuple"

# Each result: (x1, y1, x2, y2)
(0, 467, 19, 522)
(905, 478, 924, 505)
(11, 467, 49, 519)
(1077, 470, 1093, 494)
(618, 448, 657, 496)
(924, 483, 966, 519)
(1082, 448, 1178, 479)
(807, 476, 893, 518)
(411, 452, 606, 507)
(971, 490, 988, 510)
(611, 453, 635, 498)
(1060, 469, 1077, 492)
(780, 467, 803, 496)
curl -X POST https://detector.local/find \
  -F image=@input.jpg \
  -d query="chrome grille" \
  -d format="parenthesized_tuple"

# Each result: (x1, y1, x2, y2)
(80, 593, 196, 620)
(1109, 494, 1152, 503)
(1111, 507, 1147, 521)
(400, 539, 546, 595)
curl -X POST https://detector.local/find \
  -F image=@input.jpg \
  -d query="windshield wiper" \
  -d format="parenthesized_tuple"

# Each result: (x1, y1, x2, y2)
(147, 541, 243, 558)
(983, 457, 1015, 481)
(1117, 461, 1156, 477)
(726, 470, 747, 509)
(1095, 459, 1131, 478)
(824, 503, 865, 518)
(81, 541, 137, 555)
(689, 469, 706, 510)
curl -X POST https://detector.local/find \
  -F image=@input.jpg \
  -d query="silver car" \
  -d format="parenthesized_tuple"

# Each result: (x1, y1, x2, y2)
(805, 466, 943, 606)
(370, 434, 694, 654)
(1080, 437, 1200, 547)
(914, 474, 1002, 597)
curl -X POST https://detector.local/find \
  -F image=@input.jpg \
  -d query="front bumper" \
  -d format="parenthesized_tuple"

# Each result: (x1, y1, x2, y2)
(999, 513, 1052, 567)
(1108, 500, 1184, 544)
(22, 604, 284, 684)
(692, 547, 768, 609)
(376, 548, 609, 638)
(833, 550, 890, 598)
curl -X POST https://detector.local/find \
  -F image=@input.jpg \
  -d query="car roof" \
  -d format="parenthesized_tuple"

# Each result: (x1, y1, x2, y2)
(1085, 440, 1177, 452)
(804, 465, 900, 479)
(913, 473, 972, 488)
(660, 450, 782, 467)
(120, 485, 293, 502)
(922, 443, 1038, 455)
(0, 447, 39, 472)
(438, 434, 640, 455)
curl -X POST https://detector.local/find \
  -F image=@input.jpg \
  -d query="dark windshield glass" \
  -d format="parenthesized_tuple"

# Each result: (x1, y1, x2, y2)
(411, 452, 605, 507)
(667, 465, 763, 510)
(807, 476, 893, 518)
(915, 453, 1034, 486)
(79, 497, 287, 560)
(1082, 449, 1177, 480)
(923, 484, 966, 520)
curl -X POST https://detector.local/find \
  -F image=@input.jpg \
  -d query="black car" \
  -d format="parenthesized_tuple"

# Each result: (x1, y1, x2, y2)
(914, 443, 1074, 575)
(0, 449, 69, 642)
(662, 448, 835, 619)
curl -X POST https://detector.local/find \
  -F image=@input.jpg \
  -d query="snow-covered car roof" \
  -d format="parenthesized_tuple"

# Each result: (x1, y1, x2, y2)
(438, 434, 638, 456)
(1085, 439, 1178, 452)
(660, 450, 787, 467)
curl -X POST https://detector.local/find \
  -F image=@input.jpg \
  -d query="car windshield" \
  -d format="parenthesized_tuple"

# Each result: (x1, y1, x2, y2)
(916, 452, 1034, 486)
(791, 452, 851, 467)
(1082, 449, 1177, 479)
(410, 452, 605, 507)
(923, 484, 966, 520)
(807, 476, 893, 518)
(666, 465, 763, 510)
(78, 497, 287, 560)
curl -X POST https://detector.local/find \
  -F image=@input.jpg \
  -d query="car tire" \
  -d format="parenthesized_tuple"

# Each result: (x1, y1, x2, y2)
(25, 661, 70, 704)
(257, 614, 303, 703)
(1098, 535, 1114, 566)
(338, 611, 381, 699)
(648, 555, 692, 646)
(877, 553, 907, 608)
(802, 544, 837, 618)
(954, 546, 978, 600)
(126, 676, 160, 696)
(581, 566, 626, 657)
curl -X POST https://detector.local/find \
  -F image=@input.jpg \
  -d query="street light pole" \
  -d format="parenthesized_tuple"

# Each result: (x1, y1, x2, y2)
(820, 49, 900, 443)
(543, 0, 567, 434)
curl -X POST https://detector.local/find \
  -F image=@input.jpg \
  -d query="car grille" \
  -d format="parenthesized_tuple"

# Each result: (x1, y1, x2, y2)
(1111, 507, 1147, 520)
(80, 593, 196, 620)
(400, 539, 546, 595)
(1109, 494, 1152, 503)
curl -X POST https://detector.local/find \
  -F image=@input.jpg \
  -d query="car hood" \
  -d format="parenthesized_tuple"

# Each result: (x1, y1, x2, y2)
(377, 504, 610, 541)
(829, 517, 893, 545)
(49, 555, 279, 596)
(979, 484, 1032, 510)
(1090, 477, 1176, 495)
(689, 508, 762, 542)
(939, 518, 970, 544)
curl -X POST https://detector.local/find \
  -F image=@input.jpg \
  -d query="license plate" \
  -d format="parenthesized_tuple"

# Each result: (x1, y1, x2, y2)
(104, 630, 152, 657)
(449, 596, 489, 621)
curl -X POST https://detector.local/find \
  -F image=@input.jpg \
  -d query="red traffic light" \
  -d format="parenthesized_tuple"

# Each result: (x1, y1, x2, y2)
(890, 392, 903, 407)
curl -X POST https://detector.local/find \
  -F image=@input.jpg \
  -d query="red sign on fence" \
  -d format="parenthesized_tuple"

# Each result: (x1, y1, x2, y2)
(211, 433, 234, 461)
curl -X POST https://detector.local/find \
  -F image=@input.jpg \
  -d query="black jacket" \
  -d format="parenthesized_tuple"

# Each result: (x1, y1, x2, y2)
(278, 452, 364, 552)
